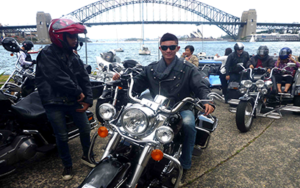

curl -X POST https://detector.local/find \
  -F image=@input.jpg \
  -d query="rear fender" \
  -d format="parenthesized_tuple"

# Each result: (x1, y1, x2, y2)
(78, 157, 131, 188)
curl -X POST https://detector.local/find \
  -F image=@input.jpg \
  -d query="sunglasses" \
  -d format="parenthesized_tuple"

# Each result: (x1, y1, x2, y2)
(161, 45, 177, 51)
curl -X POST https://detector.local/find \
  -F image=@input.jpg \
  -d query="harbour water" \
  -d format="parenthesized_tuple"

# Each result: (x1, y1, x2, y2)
(1, 41, 300, 75)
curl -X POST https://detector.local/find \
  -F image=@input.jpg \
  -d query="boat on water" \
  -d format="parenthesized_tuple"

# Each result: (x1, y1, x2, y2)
(139, 45, 151, 55)
(249, 35, 255, 42)
(28, 46, 43, 54)
(115, 48, 124, 52)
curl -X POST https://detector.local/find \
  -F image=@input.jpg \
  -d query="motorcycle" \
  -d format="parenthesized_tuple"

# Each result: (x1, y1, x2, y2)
(235, 62, 300, 132)
(0, 91, 97, 177)
(1, 37, 36, 102)
(79, 73, 218, 188)
(95, 61, 143, 123)
(92, 50, 124, 82)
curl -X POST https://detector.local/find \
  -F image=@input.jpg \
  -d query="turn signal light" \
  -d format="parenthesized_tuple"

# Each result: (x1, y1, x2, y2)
(88, 116, 93, 121)
(233, 87, 238, 90)
(151, 149, 163, 161)
(118, 86, 123, 90)
(98, 126, 108, 138)
(10, 53, 13, 56)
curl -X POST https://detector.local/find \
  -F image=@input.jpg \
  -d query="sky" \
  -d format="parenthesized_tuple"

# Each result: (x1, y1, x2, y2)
(1, 0, 299, 40)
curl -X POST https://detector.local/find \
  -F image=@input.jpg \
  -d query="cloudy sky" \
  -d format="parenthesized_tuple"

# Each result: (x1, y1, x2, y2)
(1, 0, 299, 39)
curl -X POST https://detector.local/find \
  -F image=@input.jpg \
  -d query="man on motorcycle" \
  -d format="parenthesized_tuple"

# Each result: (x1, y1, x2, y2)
(113, 33, 215, 184)
(246, 45, 274, 72)
(35, 16, 94, 181)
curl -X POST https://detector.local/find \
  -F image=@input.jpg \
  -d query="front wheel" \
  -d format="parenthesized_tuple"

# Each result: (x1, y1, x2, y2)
(236, 101, 253, 132)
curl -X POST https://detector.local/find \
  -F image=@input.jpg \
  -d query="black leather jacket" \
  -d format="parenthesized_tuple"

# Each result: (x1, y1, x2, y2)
(133, 56, 210, 108)
(246, 55, 275, 69)
(35, 44, 93, 106)
(225, 51, 250, 75)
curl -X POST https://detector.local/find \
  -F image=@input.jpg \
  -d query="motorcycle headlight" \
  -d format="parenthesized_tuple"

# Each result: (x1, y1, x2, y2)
(256, 80, 264, 88)
(241, 80, 252, 88)
(121, 109, 148, 136)
(155, 126, 174, 144)
(264, 80, 273, 89)
(261, 88, 268, 95)
(98, 103, 116, 121)
(239, 87, 247, 94)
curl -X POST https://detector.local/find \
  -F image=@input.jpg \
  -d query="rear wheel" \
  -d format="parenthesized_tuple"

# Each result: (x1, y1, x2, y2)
(236, 101, 253, 132)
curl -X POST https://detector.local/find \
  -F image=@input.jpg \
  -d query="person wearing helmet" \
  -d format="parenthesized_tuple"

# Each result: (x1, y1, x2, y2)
(35, 16, 94, 181)
(224, 42, 249, 102)
(225, 42, 250, 81)
(19, 40, 36, 68)
(275, 47, 300, 93)
(246, 45, 274, 72)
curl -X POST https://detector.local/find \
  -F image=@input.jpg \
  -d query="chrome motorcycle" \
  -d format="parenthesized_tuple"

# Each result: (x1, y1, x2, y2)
(235, 62, 300, 132)
(79, 74, 218, 188)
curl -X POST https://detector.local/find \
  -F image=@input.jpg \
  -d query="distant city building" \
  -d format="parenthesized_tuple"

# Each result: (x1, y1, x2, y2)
(247, 33, 300, 42)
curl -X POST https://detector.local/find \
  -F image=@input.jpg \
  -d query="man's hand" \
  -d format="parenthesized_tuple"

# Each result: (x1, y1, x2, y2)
(185, 57, 189, 61)
(76, 102, 90, 112)
(77, 93, 85, 102)
(204, 103, 214, 115)
(267, 68, 271, 73)
(288, 54, 296, 63)
(249, 65, 254, 69)
(113, 73, 120, 80)
(215, 53, 220, 58)
(226, 75, 230, 80)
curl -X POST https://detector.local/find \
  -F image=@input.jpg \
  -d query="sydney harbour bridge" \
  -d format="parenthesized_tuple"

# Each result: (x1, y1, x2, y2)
(1, 0, 300, 41)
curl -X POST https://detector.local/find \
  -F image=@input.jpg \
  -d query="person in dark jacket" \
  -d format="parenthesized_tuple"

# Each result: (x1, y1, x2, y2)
(225, 42, 250, 82)
(246, 45, 274, 72)
(113, 33, 214, 185)
(35, 16, 94, 181)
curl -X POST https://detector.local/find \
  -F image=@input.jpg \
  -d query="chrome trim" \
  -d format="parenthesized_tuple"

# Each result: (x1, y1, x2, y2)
(23, 130, 49, 144)
(228, 99, 240, 105)
(195, 127, 211, 149)
(113, 86, 119, 106)
(101, 132, 121, 160)
(163, 153, 183, 188)
(207, 92, 225, 102)
(127, 144, 153, 188)
(0, 136, 27, 159)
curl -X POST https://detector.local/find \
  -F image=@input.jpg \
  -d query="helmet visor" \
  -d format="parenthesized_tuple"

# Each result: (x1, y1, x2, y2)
(280, 49, 289, 56)
(52, 15, 82, 30)
(257, 49, 265, 55)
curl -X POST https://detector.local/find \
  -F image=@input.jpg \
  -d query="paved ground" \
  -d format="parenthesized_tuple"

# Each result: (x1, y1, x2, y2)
(1, 96, 300, 188)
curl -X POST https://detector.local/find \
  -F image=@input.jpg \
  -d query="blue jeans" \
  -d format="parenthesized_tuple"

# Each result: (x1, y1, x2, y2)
(179, 110, 197, 170)
(44, 104, 91, 168)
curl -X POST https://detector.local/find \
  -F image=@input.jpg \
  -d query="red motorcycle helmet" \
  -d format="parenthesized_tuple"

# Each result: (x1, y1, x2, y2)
(48, 15, 87, 48)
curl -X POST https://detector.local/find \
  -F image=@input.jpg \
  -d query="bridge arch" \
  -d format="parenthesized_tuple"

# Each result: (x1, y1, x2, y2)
(67, 0, 240, 39)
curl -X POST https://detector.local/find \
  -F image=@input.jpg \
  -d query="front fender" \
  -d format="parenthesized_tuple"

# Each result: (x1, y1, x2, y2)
(78, 157, 130, 188)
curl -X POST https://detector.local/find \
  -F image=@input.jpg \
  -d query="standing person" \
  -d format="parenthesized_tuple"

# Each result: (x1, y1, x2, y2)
(181, 45, 199, 67)
(113, 33, 215, 184)
(214, 48, 232, 98)
(275, 47, 300, 93)
(35, 16, 95, 181)
(247, 45, 274, 72)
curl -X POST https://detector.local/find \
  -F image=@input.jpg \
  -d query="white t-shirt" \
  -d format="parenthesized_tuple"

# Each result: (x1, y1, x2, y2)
(214, 55, 228, 74)
(18, 51, 33, 67)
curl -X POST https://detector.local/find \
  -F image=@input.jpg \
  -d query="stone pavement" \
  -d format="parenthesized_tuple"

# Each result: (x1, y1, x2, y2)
(1, 98, 300, 188)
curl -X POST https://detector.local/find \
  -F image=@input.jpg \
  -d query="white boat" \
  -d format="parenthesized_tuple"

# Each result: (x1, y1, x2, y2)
(115, 48, 124, 52)
(139, 45, 151, 55)
(249, 35, 256, 42)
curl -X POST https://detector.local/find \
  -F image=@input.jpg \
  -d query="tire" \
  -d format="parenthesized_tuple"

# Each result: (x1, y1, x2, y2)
(293, 96, 300, 115)
(236, 101, 253, 132)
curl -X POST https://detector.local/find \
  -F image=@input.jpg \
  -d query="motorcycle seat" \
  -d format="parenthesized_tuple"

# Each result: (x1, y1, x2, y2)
(11, 91, 47, 122)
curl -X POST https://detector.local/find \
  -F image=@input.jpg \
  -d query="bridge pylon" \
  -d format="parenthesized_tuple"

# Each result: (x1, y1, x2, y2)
(36, 12, 51, 44)
(238, 9, 257, 40)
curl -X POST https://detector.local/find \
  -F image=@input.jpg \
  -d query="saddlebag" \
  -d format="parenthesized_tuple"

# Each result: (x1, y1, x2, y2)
(195, 114, 218, 149)
(78, 157, 131, 188)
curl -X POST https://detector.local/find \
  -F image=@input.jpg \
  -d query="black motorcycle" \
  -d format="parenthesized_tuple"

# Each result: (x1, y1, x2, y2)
(79, 73, 218, 188)
(95, 61, 143, 123)
(0, 90, 97, 177)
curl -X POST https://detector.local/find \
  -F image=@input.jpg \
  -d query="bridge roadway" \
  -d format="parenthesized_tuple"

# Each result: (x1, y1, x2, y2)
(1, 92, 300, 187)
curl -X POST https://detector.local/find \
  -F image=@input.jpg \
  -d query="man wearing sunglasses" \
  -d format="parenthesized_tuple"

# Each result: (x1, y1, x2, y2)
(114, 33, 214, 184)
